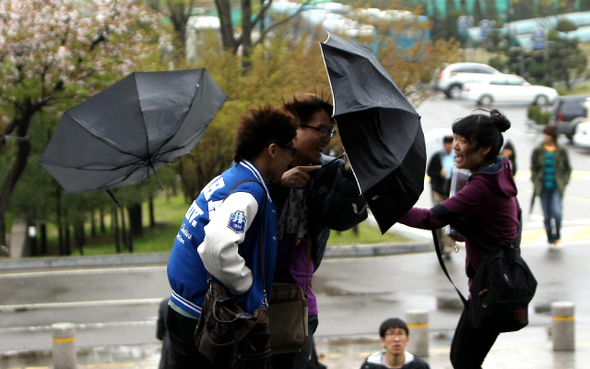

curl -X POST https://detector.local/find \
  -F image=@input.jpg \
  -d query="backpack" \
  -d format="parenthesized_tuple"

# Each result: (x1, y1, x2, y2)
(431, 204, 538, 333)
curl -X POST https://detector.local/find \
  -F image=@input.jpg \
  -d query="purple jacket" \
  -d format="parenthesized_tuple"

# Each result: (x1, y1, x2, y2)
(400, 157, 520, 283)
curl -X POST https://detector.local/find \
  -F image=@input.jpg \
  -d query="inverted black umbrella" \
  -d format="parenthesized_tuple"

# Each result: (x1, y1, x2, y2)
(39, 69, 227, 201)
(320, 33, 426, 234)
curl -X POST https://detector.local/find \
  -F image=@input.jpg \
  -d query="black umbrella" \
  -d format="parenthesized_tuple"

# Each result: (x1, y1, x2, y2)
(39, 69, 227, 201)
(320, 33, 426, 234)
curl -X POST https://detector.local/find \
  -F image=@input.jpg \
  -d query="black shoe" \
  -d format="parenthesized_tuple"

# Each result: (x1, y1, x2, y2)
(443, 252, 452, 260)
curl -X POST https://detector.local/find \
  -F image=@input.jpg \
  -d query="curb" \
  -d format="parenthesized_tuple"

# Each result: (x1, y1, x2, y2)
(0, 241, 433, 272)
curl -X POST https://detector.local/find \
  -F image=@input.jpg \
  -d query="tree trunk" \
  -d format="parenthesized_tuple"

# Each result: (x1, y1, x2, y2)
(113, 207, 121, 253)
(149, 196, 155, 228)
(90, 211, 97, 237)
(74, 222, 85, 256)
(128, 203, 143, 237)
(100, 208, 106, 233)
(241, 0, 253, 69)
(40, 221, 48, 255)
(0, 105, 37, 246)
(64, 224, 71, 256)
(120, 206, 129, 252)
(215, 0, 237, 50)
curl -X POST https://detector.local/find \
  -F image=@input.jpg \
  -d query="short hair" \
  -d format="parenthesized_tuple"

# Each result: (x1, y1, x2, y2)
(379, 317, 409, 337)
(452, 109, 511, 164)
(443, 134, 454, 143)
(233, 105, 298, 163)
(282, 93, 333, 126)
(543, 124, 558, 141)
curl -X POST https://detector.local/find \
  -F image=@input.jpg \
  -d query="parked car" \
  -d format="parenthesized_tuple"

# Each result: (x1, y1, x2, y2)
(434, 62, 503, 99)
(463, 75, 558, 106)
(573, 121, 590, 148)
(550, 95, 590, 141)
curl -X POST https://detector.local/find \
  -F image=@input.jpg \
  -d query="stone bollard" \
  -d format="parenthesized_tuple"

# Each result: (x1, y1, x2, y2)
(52, 322, 77, 369)
(406, 310, 429, 357)
(552, 301, 575, 351)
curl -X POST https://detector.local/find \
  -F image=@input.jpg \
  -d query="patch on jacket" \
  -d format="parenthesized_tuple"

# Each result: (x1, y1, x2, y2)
(228, 210, 247, 233)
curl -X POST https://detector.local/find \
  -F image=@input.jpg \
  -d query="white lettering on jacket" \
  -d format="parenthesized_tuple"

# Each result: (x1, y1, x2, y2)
(184, 202, 204, 227)
(202, 176, 225, 201)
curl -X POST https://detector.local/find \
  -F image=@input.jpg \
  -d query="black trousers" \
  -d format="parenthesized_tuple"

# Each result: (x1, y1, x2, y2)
(166, 306, 217, 369)
(450, 300, 501, 369)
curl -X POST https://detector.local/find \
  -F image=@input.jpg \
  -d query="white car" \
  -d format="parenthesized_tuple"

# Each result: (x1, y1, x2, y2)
(434, 62, 503, 99)
(573, 121, 590, 148)
(463, 75, 558, 106)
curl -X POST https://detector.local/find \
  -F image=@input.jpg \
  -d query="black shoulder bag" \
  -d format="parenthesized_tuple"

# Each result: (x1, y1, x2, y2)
(194, 179, 271, 369)
(431, 204, 538, 332)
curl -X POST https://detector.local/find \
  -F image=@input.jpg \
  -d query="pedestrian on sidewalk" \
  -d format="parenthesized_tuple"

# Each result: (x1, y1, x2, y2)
(530, 124, 572, 247)
(156, 297, 172, 369)
(360, 317, 430, 369)
(501, 140, 517, 176)
(269, 93, 367, 369)
(427, 133, 455, 259)
(165, 105, 298, 368)
(398, 109, 521, 369)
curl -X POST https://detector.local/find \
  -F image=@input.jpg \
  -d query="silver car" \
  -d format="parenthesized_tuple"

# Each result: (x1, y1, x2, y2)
(434, 62, 503, 99)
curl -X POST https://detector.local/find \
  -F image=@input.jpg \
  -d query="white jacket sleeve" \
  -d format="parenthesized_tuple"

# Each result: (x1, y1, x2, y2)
(197, 191, 260, 295)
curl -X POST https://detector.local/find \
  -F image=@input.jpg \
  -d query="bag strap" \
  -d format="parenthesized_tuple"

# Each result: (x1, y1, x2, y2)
(431, 205, 522, 305)
(432, 229, 467, 306)
(208, 178, 270, 306)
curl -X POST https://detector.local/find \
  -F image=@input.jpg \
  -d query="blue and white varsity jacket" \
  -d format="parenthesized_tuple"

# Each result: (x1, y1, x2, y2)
(167, 160, 278, 318)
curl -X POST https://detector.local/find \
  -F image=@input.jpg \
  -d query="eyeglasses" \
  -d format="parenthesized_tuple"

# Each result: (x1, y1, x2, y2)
(300, 124, 337, 139)
(384, 330, 407, 338)
(278, 144, 297, 157)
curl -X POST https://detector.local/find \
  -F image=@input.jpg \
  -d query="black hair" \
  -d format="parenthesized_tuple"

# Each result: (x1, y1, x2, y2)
(233, 104, 298, 163)
(452, 109, 511, 165)
(379, 318, 409, 337)
(281, 93, 333, 126)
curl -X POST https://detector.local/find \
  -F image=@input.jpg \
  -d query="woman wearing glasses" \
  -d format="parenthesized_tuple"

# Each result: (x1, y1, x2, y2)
(269, 93, 368, 369)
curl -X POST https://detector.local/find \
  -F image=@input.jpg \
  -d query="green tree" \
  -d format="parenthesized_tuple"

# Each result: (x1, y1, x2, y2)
(547, 30, 588, 90)
(0, 0, 163, 247)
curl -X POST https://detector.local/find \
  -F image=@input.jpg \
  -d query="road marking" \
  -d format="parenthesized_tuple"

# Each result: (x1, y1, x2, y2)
(0, 298, 162, 312)
(53, 336, 76, 343)
(0, 266, 166, 278)
(0, 320, 156, 335)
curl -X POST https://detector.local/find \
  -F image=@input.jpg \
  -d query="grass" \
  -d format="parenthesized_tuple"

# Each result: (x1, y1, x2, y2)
(65, 193, 409, 257)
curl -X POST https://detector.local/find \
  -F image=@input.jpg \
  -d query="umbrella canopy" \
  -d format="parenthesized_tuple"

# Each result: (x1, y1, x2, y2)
(320, 33, 426, 233)
(39, 69, 227, 196)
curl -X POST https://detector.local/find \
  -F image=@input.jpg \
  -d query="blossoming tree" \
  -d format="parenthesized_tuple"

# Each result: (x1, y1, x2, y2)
(0, 0, 163, 246)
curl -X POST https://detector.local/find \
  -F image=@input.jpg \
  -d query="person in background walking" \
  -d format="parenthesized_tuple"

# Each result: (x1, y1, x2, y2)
(427, 134, 455, 259)
(166, 105, 298, 368)
(156, 297, 172, 369)
(501, 140, 517, 176)
(360, 317, 430, 369)
(531, 124, 572, 247)
(269, 93, 367, 369)
(398, 109, 520, 368)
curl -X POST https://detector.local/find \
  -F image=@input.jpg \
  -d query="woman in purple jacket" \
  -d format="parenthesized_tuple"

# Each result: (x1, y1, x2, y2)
(399, 109, 519, 369)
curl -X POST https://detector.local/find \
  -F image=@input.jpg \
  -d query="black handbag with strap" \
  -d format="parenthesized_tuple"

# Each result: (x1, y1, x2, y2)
(431, 204, 537, 332)
(194, 179, 271, 369)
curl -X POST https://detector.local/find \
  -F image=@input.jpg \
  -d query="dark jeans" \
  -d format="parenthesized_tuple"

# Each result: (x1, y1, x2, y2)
(540, 188, 563, 243)
(271, 314, 319, 369)
(166, 306, 217, 369)
(450, 301, 500, 369)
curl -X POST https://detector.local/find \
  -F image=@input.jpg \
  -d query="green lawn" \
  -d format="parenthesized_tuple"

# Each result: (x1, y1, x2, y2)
(69, 193, 409, 256)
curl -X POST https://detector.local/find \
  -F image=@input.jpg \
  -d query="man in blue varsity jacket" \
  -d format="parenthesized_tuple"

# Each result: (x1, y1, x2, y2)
(166, 105, 298, 368)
